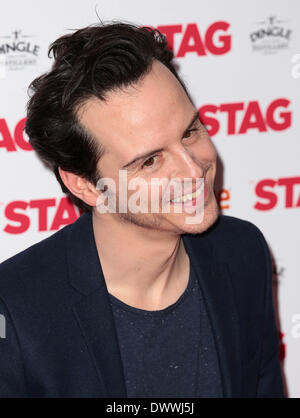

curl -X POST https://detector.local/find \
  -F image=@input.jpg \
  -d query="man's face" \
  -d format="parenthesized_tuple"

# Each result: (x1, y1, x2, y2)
(78, 60, 219, 234)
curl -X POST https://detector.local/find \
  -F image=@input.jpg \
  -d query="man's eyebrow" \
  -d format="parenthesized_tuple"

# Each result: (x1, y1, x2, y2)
(122, 111, 200, 170)
(183, 111, 200, 135)
(122, 147, 165, 169)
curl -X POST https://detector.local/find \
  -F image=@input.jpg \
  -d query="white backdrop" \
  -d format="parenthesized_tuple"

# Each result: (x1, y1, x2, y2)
(0, 0, 299, 397)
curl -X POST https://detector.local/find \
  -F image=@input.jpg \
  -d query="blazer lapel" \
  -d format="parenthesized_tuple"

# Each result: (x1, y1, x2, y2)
(65, 211, 242, 398)
(72, 288, 127, 397)
(66, 212, 127, 397)
(182, 233, 242, 397)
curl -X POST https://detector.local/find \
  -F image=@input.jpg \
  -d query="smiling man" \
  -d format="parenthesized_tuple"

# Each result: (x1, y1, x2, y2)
(0, 22, 284, 398)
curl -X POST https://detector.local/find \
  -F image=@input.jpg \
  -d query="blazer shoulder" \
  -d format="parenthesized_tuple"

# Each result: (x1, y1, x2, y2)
(0, 221, 72, 299)
(211, 213, 264, 233)
(205, 214, 272, 273)
(208, 214, 270, 247)
(0, 223, 68, 269)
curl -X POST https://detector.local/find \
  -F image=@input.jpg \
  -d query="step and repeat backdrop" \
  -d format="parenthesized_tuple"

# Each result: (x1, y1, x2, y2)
(0, 0, 299, 397)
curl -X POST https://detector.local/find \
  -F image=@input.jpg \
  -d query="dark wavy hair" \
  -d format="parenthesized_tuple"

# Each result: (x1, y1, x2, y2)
(25, 22, 186, 212)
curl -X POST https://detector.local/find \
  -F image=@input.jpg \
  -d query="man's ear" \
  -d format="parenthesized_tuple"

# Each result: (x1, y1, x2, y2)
(58, 167, 99, 208)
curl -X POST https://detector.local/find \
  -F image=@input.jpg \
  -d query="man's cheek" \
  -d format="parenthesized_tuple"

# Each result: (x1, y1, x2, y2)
(126, 184, 150, 214)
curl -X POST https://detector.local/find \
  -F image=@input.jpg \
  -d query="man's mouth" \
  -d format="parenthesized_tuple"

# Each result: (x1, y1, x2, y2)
(170, 182, 204, 204)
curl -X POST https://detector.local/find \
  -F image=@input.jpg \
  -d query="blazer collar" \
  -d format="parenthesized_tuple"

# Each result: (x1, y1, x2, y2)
(66, 212, 242, 397)
(66, 211, 105, 296)
(66, 211, 127, 397)
(182, 231, 242, 397)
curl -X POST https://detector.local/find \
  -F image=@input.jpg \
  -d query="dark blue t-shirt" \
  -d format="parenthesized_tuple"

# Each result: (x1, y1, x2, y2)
(108, 262, 223, 398)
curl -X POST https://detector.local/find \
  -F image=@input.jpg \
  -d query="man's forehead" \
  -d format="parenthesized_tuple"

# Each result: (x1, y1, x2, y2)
(77, 61, 191, 156)
(79, 62, 185, 120)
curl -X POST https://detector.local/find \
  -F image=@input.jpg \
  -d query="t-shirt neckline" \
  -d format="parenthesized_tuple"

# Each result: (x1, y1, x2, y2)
(108, 262, 195, 316)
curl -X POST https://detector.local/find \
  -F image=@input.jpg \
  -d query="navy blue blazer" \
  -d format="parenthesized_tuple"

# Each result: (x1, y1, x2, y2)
(0, 212, 284, 397)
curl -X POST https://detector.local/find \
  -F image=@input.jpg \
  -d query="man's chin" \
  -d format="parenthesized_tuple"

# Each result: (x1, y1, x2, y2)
(179, 205, 220, 235)
(112, 198, 220, 235)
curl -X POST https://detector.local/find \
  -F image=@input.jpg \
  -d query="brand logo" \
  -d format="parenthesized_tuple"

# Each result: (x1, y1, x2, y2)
(156, 21, 231, 57)
(199, 98, 291, 136)
(0, 29, 40, 72)
(254, 176, 300, 210)
(2, 197, 80, 234)
(250, 16, 292, 55)
(215, 188, 231, 210)
(0, 117, 31, 151)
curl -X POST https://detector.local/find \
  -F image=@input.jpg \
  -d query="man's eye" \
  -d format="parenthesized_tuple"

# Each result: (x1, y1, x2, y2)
(142, 155, 158, 168)
(183, 128, 199, 139)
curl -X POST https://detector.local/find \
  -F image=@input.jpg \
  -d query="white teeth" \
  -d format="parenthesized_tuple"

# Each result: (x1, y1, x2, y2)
(171, 184, 203, 203)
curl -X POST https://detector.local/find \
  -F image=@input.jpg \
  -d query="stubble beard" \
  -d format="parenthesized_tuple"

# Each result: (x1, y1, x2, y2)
(115, 193, 220, 235)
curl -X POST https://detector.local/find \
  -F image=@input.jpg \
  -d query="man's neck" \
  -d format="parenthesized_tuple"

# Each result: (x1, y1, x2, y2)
(92, 211, 190, 310)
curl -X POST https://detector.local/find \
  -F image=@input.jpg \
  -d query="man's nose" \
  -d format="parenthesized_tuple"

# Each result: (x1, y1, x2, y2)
(171, 146, 205, 180)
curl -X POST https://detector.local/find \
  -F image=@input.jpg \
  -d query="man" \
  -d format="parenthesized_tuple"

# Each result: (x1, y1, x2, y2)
(0, 22, 284, 397)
